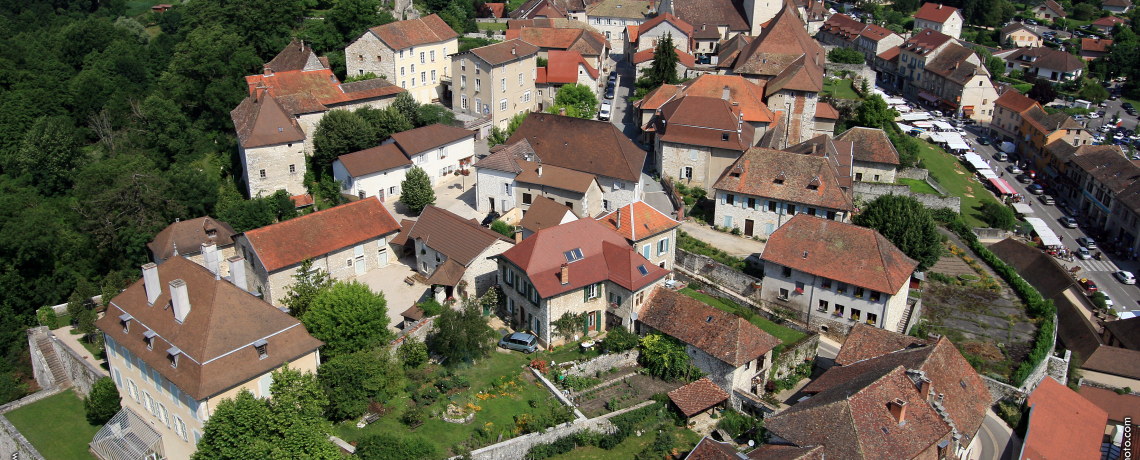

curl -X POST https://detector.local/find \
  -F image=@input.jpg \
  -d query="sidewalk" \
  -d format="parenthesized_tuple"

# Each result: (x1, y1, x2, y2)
(680, 221, 767, 258)
(51, 325, 106, 371)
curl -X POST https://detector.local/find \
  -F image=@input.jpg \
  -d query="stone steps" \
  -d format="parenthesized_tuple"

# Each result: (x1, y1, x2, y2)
(35, 336, 69, 389)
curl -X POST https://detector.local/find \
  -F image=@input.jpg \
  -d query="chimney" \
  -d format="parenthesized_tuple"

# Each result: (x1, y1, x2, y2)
(889, 398, 908, 424)
(559, 107, 567, 116)
(514, 231, 523, 244)
(937, 3, 942, 7)
(538, 165, 543, 177)
(263, 64, 272, 76)
(560, 263, 569, 285)
(920, 377, 933, 402)
(722, 86, 731, 101)
(142, 263, 161, 305)
(228, 256, 248, 292)
(202, 242, 219, 277)
(169, 279, 191, 323)
(616, 207, 622, 229)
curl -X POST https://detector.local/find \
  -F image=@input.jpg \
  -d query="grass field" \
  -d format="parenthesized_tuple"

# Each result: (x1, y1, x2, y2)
(5, 390, 101, 460)
(478, 22, 507, 31)
(679, 288, 806, 346)
(914, 140, 990, 227)
(822, 79, 860, 100)
(898, 178, 940, 195)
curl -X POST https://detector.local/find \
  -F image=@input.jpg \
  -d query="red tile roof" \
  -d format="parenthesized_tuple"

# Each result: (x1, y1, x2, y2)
(815, 102, 840, 120)
(640, 287, 782, 367)
(1022, 377, 1108, 460)
(486, 3, 507, 17)
(596, 200, 680, 242)
(545, 50, 598, 83)
(1082, 345, 1140, 380)
(508, 112, 645, 182)
(1037, 0, 1067, 17)
(668, 377, 730, 417)
(367, 14, 458, 50)
(834, 323, 927, 366)
(465, 38, 542, 66)
(514, 159, 599, 193)
(245, 69, 404, 111)
(914, 3, 961, 23)
(390, 123, 476, 156)
(1082, 38, 1113, 53)
(337, 143, 412, 177)
(632, 47, 696, 68)
(230, 91, 307, 148)
(712, 148, 854, 212)
(744, 445, 825, 460)
(877, 46, 900, 63)
(834, 127, 901, 165)
(626, 25, 638, 42)
(901, 29, 954, 56)
(733, 3, 824, 78)
(820, 14, 866, 44)
(684, 437, 740, 460)
(994, 90, 1040, 114)
(519, 196, 577, 233)
(761, 214, 916, 293)
(241, 197, 401, 272)
(1079, 384, 1140, 424)
(860, 23, 897, 42)
(668, 75, 773, 123)
(407, 206, 514, 266)
(654, 96, 755, 151)
(290, 193, 314, 208)
(1093, 16, 1127, 28)
(638, 12, 693, 37)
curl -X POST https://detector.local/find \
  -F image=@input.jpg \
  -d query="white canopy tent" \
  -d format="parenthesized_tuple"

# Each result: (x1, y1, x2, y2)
(1025, 217, 1063, 247)
(964, 153, 992, 171)
(1013, 203, 1034, 215)
(978, 169, 999, 180)
(932, 121, 955, 132)
(900, 112, 934, 122)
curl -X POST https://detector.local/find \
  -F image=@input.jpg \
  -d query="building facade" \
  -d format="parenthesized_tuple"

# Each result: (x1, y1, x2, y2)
(913, 3, 964, 39)
(344, 14, 459, 104)
(453, 39, 540, 129)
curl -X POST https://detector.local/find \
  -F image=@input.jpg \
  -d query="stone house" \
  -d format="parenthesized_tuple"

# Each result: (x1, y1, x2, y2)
(899, 29, 956, 102)
(814, 102, 840, 136)
(1000, 23, 1042, 48)
(474, 139, 540, 215)
(1103, 0, 1132, 14)
(771, 334, 992, 460)
(1030, 0, 1067, 21)
(509, 0, 588, 21)
(452, 39, 541, 129)
(712, 148, 853, 237)
(631, 46, 696, 82)
(344, 14, 459, 104)
(816, 13, 865, 50)
(505, 25, 610, 71)
(914, 3, 964, 39)
(654, 95, 757, 189)
(1081, 38, 1113, 61)
(989, 90, 1040, 143)
(637, 287, 782, 409)
(472, 138, 605, 217)
(626, 12, 693, 62)
(506, 112, 646, 212)
(148, 217, 239, 278)
(634, 74, 773, 145)
(855, 24, 904, 65)
(596, 200, 682, 270)
(759, 214, 918, 335)
(1065, 146, 1140, 245)
(913, 42, 999, 122)
(996, 46, 1085, 82)
(332, 123, 477, 201)
(233, 197, 402, 306)
(405, 206, 515, 297)
(1017, 105, 1090, 172)
(494, 218, 670, 346)
(94, 257, 322, 460)
(535, 50, 601, 110)
(874, 46, 902, 88)
(519, 195, 579, 238)
(585, 0, 652, 52)
(659, 0, 751, 40)
(833, 126, 901, 183)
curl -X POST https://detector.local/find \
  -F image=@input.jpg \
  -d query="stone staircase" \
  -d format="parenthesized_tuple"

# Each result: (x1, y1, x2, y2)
(35, 336, 69, 389)
(896, 298, 918, 334)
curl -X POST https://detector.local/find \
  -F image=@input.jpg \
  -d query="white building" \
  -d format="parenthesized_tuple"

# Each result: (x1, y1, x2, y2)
(913, 3, 964, 39)
(404, 205, 515, 297)
(332, 124, 477, 200)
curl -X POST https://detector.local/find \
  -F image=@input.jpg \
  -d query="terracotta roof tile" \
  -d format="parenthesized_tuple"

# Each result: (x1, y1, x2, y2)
(425, 257, 467, 285)
(923, 43, 988, 85)
(820, 14, 866, 44)
(670, 0, 750, 33)
(1001, 46, 1085, 72)
(520, 196, 577, 233)
(465, 39, 541, 66)
(655, 96, 755, 150)
(876, 46, 900, 62)
(734, 3, 824, 77)
(668, 377, 730, 417)
(390, 219, 416, 246)
(407, 206, 514, 266)
(1083, 345, 1140, 380)
(230, 92, 307, 148)
(596, 200, 680, 242)
(1082, 38, 1113, 53)
(390, 123, 476, 157)
(716, 33, 753, 68)
(713, 148, 854, 212)
(486, 2, 507, 17)
(901, 28, 954, 56)
(1079, 384, 1140, 424)
(744, 445, 825, 460)
(1104, 0, 1132, 7)
(914, 3, 961, 22)
(626, 24, 639, 42)
(684, 437, 740, 460)
(266, 38, 325, 73)
(761, 214, 916, 293)
(994, 90, 1039, 114)
(368, 14, 458, 50)
(639, 12, 693, 37)
(834, 127, 900, 165)
(241, 197, 401, 272)
(546, 49, 598, 83)
(514, 159, 599, 193)
(640, 288, 782, 367)
(508, 112, 645, 182)
(815, 102, 840, 119)
(148, 217, 239, 261)
(632, 47, 696, 68)
(1037, 0, 1067, 17)
(245, 69, 404, 110)
(764, 54, 825, 93)
(96, 258, 323, 400)
(672, 75, 773, 123)
(290, 193, 314, 208)
(336, 143, 412, 177)
(1093, 16, 1126, 27)
(1022, 377, 1108, 460)
(833, 323, 927, 366)
(860, 23, 897, 42)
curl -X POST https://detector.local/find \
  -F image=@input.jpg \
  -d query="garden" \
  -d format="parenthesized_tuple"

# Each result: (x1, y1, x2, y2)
(5, 390, 104, 460)
(822, 78, 860, 100)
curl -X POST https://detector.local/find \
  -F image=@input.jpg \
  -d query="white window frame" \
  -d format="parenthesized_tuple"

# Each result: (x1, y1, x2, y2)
(431, 69, 437, 83)
(524, 90, 531, 102)
(174, 415, 188, 441)
(128, 379, 139, 402)
(500, 99, 507, 111)
(461, 94, 468, 109)
(501, 78, 506, 92)
(430, 50, 435, 62)
(420, 52, 425, 63)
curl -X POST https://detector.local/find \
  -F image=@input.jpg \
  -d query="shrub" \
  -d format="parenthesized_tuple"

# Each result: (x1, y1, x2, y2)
(601, 327, 639, 353)
(398, 337, 429, 369)
(401, 406, 426, 426)
(84, 377, 121, 425)
(491, 219, 513, 238)
(995, 400, 1023, 429)
(355, 433, 438, 460)
(36, 307, 58, 329)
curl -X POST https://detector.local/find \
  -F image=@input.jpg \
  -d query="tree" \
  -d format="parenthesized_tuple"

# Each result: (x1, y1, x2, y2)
(12, 116, 84, 196)
(1073, 3, 1097, 20)
(76, 308, 98, 340)
(355, 433, 439, 460)
(1027, 78, 1059, 104)
(193, 390, 275, 459)
(356, 106, 414, 143)
(490, 220, 513, 237)
(399, 166, 436, 215)
(284, 259, 333, 319)
(550, 83, 598, 119)
(327, 0, 393, 47)
(312, 109, 376, 178)
(643, 33, 681, 89)
(980, 200, 1018, 230)
(319, 351, 404, 421)
(1080, 82, 1110, 102)
(84, 377, 121, 425)
(852, 95, 899, 130)
(416, 104, 457, 127)
(600, 327, 639, 353)
(638, 332, 701, 381)
(391, 92, 422, 127)
(303, 280, 393, 359)
(827, 47, 865, 64)
(487, 112, 528, 146)
(888, 130, 922, 168)
(852, 194, 943, 271)
(398, 337, 429, 369)
(428, 295, 498, 365)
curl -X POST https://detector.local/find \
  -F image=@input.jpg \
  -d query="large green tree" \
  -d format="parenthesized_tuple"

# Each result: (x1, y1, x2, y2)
(852, 95, 899, 130)
(643, 33, 681, 89)
(428, 296, 498, 366)
(549, 83, 598, 119)
(303, 280, 393, 360)
(318, 351, 404, 421)
(827, 47, 864, 64)
(1027, 78, 1059, 104)
(399, 166, 436, 215)
(13, 116, 84, 196)
(84, 377, 121, 425)
(283, 259, 332, 319)
(852, 194, 943, 271)
(312, 109, 376, 178)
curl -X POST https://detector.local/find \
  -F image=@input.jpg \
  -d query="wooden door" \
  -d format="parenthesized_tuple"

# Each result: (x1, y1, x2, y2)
(744, 219, 754, 237)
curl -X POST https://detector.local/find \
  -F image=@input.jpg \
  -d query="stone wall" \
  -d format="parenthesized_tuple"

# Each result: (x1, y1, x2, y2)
(852, 182, 961, 212)
(389, 316, 436, 355)
(770, 333, 820, 380)
(50, 331, 106, 395)
(459, 401, 655, 460)
(972, 227, 1008, 240)
(974, 316, 1062, 404)
(675, 250, 762, 301)
(562, 350, 639, 378)
(0, 386, 65, 460)
(823, 62, 877, 86)
(898, 168, 930, 180)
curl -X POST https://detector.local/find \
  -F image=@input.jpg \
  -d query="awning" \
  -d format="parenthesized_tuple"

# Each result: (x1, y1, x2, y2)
(1013, 203, 1034, 214)
(1044, 166, 1060, 178)
(940, 99, 959, 110)
(962, 106, 975, 115)
(978, 169, 999, 179)
(919, 91, 939, 102)
(1083, 190, 1112, 213)
(1026, 217, 1063, 247)
(964, 153, 992, 170)
(989, 178, 1016, 195)
(929, 132, 946, 143)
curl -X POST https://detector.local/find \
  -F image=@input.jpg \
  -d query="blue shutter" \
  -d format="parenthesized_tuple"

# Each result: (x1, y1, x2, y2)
(720, 193, 726, 205)
(724, 215, 733, 227)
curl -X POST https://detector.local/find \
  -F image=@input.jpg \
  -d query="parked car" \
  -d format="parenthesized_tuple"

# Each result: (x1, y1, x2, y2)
(1061, 216, 1079, 228)
(1038, 195, 1054, 205)
(1114, 270, 1137, 284)
(977, 137, 991, 145)
(1078, 246, 1092, 259)
(1081, 278, 1098, 295)
(498, 332, 538, 353)
(598, 100, 612, 121)
(1017, 174, 1034, 184)
(1077, 236, 1097, 249)
(1028, 184, 1044, 194)
(1104, 294, 1115, 307)
(604, 86, 615, 99)
(1007, 164, 1022, 174)
(480, 211, 501, 227)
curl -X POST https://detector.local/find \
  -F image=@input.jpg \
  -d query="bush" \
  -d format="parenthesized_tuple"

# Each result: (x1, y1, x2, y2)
(995, 400, 1023, 429)
(413, 386, 441, 405)
(401, 406, 426, 426)
(416, 299, 444, 317)
(561, 375, 599, 391)
(980, 200, 1017, 230)
(490, 219, 513, 238)
(601, 327, 639, 353)
(84, 377, 121, 425)
(827, 47, 864, 64)
(399, 337, 430, 369)
(36, 307, 58, 329)
(355, 433, 438, 460)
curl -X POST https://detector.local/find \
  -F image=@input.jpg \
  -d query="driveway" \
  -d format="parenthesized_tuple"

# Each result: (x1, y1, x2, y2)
(354, 257, 432, 333)
(641, 173, 677, 218)
(680, 221, 766, 258)
(973, 409, 1017, 460)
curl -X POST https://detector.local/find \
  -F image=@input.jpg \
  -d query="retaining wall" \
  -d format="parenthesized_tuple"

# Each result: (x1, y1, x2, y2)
(974, 318, 1062, 404)
(0, 386, 65, 460)
(898, 168, 930, 180)
(389, 316, 436, 355)
(562, 350, 639, 378)
(823, 62, 877, 85)
(972, 227, 1007, 240)
(770, 334, 820, 380)
(852, 182, 961, 212)
(675, 250, 762, 302)
(460, 401, 656, 460)
(28, 327, 105, 396)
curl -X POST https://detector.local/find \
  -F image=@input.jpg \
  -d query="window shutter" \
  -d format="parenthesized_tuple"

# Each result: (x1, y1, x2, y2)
(584, 286, 590, 302)
(720, 193, 726, 205)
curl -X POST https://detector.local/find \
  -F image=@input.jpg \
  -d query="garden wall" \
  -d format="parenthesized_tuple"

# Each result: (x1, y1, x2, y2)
(388, 316, 436, 356)
(770, 334, 820, 380)
(27, 326, 105, 396)
(852, 182, 961, 212)
(823, 62, 876, 85)
(659, 177, 685, 221)
(0, 386, 64, 460)
(562, 350, 639, 378)
(898, 168, 930, 180)
(970, 318, 1063, 404)
(972, 228, 1007, 240)
(675, 249, 762, 302)
(459, 401, 655, 460)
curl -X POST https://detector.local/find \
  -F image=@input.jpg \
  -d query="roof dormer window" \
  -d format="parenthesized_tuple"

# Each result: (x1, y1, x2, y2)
(119, 313, 132, 333)
(721, 133, 729, 141)
(143, 330, 157, 350)
(775, 172, 787, 184)
(167, 347, 181, 368)
(253, 339, 268, 360)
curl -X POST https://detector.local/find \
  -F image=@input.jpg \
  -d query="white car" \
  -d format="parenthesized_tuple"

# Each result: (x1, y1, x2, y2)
(1078, 246, 1092, 259)
(598, 101, 612, 121)
(1088, 112, 1100, 119)
(1114, 270, 1137, 284)
(1103, 294, 1115, 307)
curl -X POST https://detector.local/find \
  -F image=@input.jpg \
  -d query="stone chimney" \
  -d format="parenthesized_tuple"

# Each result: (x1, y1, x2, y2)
(228, 256, 248, 292)
(560, 263, 569, 285)
(889, 398, 908, 425)
(142, 263, 161, 305)
(263, 64, 272, 76)
(559, 107, 567, 116)
(514, 231, 523, 244)
(202, 242, 220, 277)
(170, 279, 191, 323)
(920, 378, 933, 402)
(616, 207, 622, 229)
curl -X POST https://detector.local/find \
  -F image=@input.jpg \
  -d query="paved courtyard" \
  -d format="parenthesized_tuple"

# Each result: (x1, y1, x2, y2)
(355, 256, 432, 333)
(680, 221, 767, 258)
(383, 174, 482, 223)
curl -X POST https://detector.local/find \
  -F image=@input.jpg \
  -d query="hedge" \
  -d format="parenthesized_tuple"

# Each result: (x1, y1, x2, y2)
(524, 402, 664, 459)
(944, 218, 1056, 386)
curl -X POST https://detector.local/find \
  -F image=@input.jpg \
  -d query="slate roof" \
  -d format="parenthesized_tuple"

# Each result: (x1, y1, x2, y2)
(507, 112, 645, 182)
(1102, 316, 1140, 350)
(1083, 345, 1140, 380)
(514, 160, 599, 193)
(901, 29, 954, 56)
(241, 197, 401, 272)
(734, 3, 824, 77)
(713, 148, 854, 211)
(498, 218, 668, 297)
(390, 123, 476, 156)
(1022, 377, 1108, 460)
(834, 323, 927, 366)
(654, 96, 755, 151)
(640, 287, 782, 367)
(336, 143, 412, 177)
(1069, 146, 1139, 193)
(994, 90, 1039, 114)
(407, 205, 514, 266)
(596, 200, 680, 242)
(914, 3, 961, 23)
(97, 257, 323, 401)
(670, 0, 750, 34)
(1082, 38, 1113, 53)
(667, 377, 731, 417)
(230, 91, 307, 148)
(834, 127, 901, 165)
(520, 196, 577, 233)
(761, 214, 916, 293)
(472, 139, 539, 174)
(148, 217, 239, 261)
(1078, 384, 1140, 424)
(464, 39, 541, 66)
(265, 38, 324, 73)
(367, 14, 458, 50)
(1001, 46, 1086, 72)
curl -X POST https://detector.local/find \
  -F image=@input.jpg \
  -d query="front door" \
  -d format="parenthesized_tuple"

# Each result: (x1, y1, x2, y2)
(488, 197, 495, 212)
(355, 256, 366, 275)
(744, 219, 754, 237)
(378, 249, 388, 267)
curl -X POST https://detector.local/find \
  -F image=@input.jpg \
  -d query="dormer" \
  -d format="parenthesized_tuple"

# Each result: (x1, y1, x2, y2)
(119, 313, 133, 333)
(808, 176, 822, 190)
(143, 330, 157, 350)
(167, 347, 181, 368)
(774, 172, 787, 184)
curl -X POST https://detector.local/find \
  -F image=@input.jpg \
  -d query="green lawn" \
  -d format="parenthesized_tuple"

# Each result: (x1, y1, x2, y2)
(822, 79, 860, 100)
(679, 288, 806, 346)
(5, 390, 101, 460)
(478, 22, 508, 31)
(125, 0, 164, 17)
(913, 139, 990, 228)
(333, 351, 557, 455)
(898, 178, 940, 195)
(540, 342, 602, 365)
(547, 423, 702, 460)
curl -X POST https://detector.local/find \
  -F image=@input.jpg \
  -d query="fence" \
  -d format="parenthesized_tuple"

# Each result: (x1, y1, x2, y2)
(659, 176, 686, 221)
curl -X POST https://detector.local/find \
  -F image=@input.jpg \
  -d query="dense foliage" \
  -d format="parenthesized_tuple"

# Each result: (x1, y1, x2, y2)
(303, 280, 393, 360)
(318, 351, 404, 421)
(638, 333, 702, 381)
(355, 433, 440, 460)
(283, 259, 332, 319)
(84, 377, 121, 425)
(827, 47, 865, 64)
(546, 83, 599, 119)
(853, 195, 943, 271)
(429, 296, 499, 365)
(1027, 78, 1059, 104)
(399, 166, 436, 215)
(980, 200, 1017, 230)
